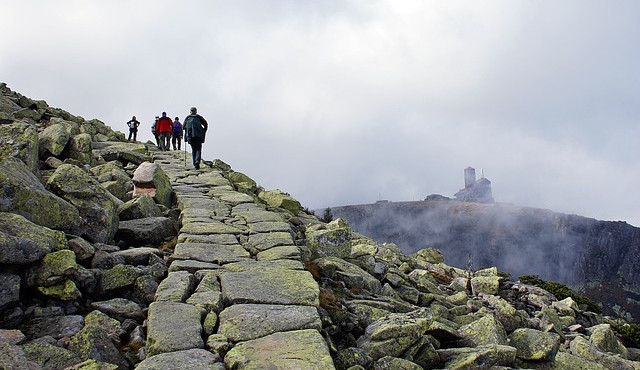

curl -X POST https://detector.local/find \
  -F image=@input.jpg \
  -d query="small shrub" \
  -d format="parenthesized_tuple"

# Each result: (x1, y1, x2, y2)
(519, 275, 601, 314)
(613, 323, 640, 349)
(321, 207, 334, 223)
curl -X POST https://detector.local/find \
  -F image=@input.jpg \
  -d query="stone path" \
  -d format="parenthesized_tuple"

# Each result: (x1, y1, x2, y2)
(136, 150, 334, 369)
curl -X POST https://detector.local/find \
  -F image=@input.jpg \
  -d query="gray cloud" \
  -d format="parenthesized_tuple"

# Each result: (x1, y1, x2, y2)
(2, 0, 639, 225)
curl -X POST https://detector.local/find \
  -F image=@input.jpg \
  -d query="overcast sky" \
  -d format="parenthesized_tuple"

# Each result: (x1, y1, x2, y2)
(2, 1, 639, 226)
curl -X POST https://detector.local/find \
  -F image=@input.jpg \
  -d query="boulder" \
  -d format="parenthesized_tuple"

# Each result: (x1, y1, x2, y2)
(69, 310, 127, 369)
(115, 217, 178, 247)
(589, 324, 629, 358)
(257, 189, 302, 214)
(508, 328, 560, 361)
(459, 314, 508, 346)
(36, 279, 82, 301)
(39, 122, 73, 157)
(90, 298, 145, 322)
(22, 337, 82, 370)
(154, 271, 195, 302)
(373, 356, 422, 370)
(227, 171, 258, 193)
(412, 247, 445, 265)
(23, 315, 84, 340)
(438, 345, 517, 369)
(305, 219, 352, 258)
(0, 156, 82, 233)
(67, 133, 93, 164)
(356, 308, 432, 360)
(0, 339, 40, 370)
(0, 212, 67, 264)
(132, 162, 172, 208)
(471, 275, 501, 295)
(68, 237, 96, 262)
(117, 194, 162, 220)
(314, 256, 382, 293)
(0, 122, 39, 173)
(46, 164, 118, 243)
(98, 264, 143, 296)
(224, 329, 334, 369)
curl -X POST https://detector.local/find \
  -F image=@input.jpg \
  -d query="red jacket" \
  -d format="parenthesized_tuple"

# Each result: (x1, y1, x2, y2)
(156, 116, 173, 133)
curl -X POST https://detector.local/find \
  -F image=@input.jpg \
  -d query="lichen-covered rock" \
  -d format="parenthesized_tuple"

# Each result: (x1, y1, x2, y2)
(146, 301, 206, 356)
(98, 264, 143, 296)
(356, 308, 432, 361)
(569, 335, 638, 370)
(67, 133, 93, 165)
(25, 249, 78, 287)
(460, 314, 508, 346)
(90, 298, 144, 322)
(257, 189, 302, 214)
(228, 171, 258, 193)
(589, 324, 629, 358)
(218, 304, 322, 342)
(68, 237, 96, 262)
(39, 122, 73, 157)
(220, 269, 319, 306)
(117, 194, 162, 220)
(0, 212, 68, 264)
(154, 271, 194, 302)
(0, 338, 40, 370)
(438, 345, 517, 369)
(508, 328, 560, 361)
(22, 338, 82, 370)
(314, 256, 382, 293)
(23, 315, 84, 340)
(412, 247, 445, 265)
(224, 329, 334, 369)
(373, 356, 422, 370)
(69, 310, 127, 369)
(306, 219, 353, 258)
(136, 348, 224, 370)
(36, 279, 82, 301)
(132, 162, 172, 208)
(471, 275, 501, 295)
(0, 156, 82, 233)
(46, 164, 118, 243)
(0, 122, 39, 174)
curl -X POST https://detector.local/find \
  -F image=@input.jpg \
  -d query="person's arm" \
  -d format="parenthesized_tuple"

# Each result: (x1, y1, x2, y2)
(199, 115, 208, 132)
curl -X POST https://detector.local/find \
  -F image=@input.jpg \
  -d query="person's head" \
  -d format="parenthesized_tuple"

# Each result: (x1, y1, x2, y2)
(155, 116, 159, 121)
(190, 107, 197, 114)
(162, 112, 167, 117)
(132, 115, 136, 120)
(175, 117, 179, 121)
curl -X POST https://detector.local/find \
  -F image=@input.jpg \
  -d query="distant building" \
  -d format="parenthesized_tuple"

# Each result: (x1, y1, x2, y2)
(454, 167, 494, 203)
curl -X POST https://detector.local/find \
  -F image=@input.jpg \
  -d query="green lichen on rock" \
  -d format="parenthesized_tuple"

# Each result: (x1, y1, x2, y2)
(0, 122, 39, 175)
(99, 264, 143, 294)
(0, 156, 82, 233)
(306, 219, 354, 259)
(508, 328, 560, 361)
(0, 212, 68, 264)
(25, 249, 78, 287)
(258, 189, 302, 214)
(37, 279, 82, 300)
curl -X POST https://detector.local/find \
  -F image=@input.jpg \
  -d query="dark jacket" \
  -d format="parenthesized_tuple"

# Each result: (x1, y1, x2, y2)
(184, 114, 208, 143)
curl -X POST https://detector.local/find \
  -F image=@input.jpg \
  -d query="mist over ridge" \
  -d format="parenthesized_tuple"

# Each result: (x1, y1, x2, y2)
(330, 197, 640, 320)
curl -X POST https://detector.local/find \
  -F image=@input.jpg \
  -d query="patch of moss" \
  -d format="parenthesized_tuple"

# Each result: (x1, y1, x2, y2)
(519, 275, 601, 314)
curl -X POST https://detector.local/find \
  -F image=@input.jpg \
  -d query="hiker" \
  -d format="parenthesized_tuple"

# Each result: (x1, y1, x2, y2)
(151, 116, 159, 147)
(126, 116, 140, 141)
(172, 116, 183, 150)
(156, 112, 173, 151)
(183, 107, 208, 169)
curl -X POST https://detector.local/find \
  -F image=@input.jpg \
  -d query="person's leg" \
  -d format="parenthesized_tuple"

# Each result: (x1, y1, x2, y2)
(193, 141, 202, 169)
(133, 130, 137, 141)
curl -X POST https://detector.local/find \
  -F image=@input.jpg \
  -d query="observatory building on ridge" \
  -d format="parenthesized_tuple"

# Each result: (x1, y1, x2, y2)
(454, 167, 494, 203)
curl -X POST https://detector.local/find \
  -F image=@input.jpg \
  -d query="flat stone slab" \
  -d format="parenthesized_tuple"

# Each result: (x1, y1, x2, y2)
(173, 243, 250, 264)
(220, 269, 319, 306)
(256, 245, 301, 261)
(210, 190, 255, 205)
(112, 247, 162, 265)
(154, 271, 194, 302)
(232, 208, 285, 223)
(224, 329, 335, 370)
(218, 304, 322, 342)
(180, 221, 245, 235)
(136, 348, 224, 370)
(169, 259, 222, 273)
(222, 259, 305, 271)
(247, 232, 294, 251)
(146, 301, 205, 356)
(177, 233, 238, 245)
(186, 291, 222, 313)
(249, 221, 292, 233)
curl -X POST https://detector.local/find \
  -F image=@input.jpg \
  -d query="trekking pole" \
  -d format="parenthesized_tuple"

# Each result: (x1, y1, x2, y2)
(183, 138, 186, 167)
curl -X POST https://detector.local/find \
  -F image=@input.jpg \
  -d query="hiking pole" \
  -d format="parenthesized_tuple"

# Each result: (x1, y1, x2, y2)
(183, 138, 187, 167)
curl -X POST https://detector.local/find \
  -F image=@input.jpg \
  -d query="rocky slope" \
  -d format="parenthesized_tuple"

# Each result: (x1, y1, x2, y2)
(329, 199, 640, 322)
(2, 83, 640, 369)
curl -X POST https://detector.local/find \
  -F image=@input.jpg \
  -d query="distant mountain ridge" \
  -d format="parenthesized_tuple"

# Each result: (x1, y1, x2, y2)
(330, 198, 640, 321)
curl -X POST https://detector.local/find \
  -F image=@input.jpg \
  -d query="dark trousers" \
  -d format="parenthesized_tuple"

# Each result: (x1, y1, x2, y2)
(172, 134, 182, 150)
(190, 139, 202, 169)
(128, 129, 137, 141)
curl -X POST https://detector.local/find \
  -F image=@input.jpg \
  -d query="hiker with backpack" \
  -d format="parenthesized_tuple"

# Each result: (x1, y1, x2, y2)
(151, 116, 159, 147)
(183, 107, 208, 170)
(126, 116, 140, 141)
(172, 117, 183, 150)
